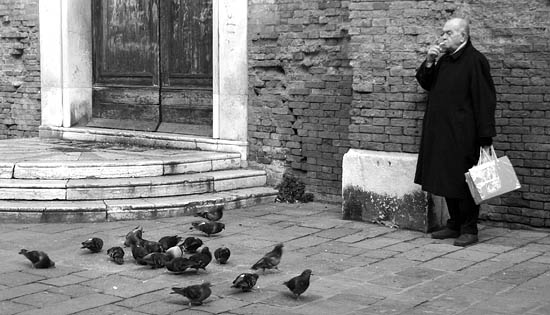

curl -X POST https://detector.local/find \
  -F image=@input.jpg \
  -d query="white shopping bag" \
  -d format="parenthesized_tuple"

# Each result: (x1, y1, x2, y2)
(465, 146, 521, 204)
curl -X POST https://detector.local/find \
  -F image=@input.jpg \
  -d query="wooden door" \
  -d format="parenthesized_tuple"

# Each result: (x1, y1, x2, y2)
(90, 0, 212, 135)
(90, 0, 161, 131)
(158, 0, 213, 136)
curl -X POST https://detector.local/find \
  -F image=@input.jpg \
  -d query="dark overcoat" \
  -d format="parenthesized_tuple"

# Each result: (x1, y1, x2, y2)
(415, 40, 496, 198)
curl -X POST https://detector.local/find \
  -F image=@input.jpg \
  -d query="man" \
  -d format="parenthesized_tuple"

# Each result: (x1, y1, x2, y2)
(415, 18, 496, 247)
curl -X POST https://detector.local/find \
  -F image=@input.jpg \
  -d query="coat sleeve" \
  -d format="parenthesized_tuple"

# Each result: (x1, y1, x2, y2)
(470, 54, 497, 138)
(415, 60, 436, 91)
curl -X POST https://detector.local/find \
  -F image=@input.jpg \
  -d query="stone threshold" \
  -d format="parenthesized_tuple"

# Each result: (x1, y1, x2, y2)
(2, 152, 241, 180)
(39, 125, 249, 161)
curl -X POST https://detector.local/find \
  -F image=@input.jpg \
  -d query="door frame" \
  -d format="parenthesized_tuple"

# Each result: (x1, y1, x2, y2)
(38, 0, 248, 155)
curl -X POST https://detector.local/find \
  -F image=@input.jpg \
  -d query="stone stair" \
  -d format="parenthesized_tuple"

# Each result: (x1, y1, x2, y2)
(0, 138, 277, 223)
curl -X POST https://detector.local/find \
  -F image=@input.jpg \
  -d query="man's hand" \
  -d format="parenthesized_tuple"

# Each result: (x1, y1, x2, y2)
(426, 44, 443, 67)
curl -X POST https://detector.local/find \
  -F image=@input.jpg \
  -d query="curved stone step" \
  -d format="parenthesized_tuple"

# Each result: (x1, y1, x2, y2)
(7, 151, 241, 180)
(0, 187, 278, 223)
(0, 169, 267, 200)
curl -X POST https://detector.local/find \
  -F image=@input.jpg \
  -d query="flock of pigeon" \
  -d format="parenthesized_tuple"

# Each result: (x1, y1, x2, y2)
(18, 205, 313, 306)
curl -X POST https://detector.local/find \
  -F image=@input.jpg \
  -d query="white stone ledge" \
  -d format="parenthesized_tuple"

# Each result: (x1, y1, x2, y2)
(342, 148, 420, 197)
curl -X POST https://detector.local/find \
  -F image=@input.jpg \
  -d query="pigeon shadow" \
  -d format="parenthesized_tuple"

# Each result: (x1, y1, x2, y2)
(191, 233, 222, 238)
(165, 297, 193, 308)
(280, 291, 321, 304)
(165, 297, 212, 308)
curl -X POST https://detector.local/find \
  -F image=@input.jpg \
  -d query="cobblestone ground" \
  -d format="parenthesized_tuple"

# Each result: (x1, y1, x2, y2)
(1, 202, 550, 315)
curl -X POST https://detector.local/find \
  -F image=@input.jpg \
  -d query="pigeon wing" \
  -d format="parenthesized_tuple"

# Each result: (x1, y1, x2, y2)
(158, 235, 181, 250)
(19, 249, 40, 264)
(34, 251, 55, 268)
(284, 277, 297, 292)
(183, 285, 202, 301)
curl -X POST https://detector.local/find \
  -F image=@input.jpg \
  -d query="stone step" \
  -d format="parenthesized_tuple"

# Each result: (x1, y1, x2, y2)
(4, 151, 241, 180)
(0, 169, 267, 200)
(0, 138, 276, 224)
(0, 186, 278, 223)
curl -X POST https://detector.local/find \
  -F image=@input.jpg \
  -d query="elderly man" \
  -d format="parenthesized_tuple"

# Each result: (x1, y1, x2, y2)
(415, 18, 497, 246)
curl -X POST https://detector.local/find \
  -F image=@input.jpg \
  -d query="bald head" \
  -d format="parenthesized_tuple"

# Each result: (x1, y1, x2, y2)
(445, 18, 470, 39)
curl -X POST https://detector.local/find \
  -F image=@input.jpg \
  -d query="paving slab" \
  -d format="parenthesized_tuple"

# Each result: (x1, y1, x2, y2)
(0, 301, 35, 315)
(12, 291, 72, 308)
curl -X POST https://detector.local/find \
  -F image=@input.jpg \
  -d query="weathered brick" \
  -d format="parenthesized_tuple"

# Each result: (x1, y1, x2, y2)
(1, 0, 40, 139)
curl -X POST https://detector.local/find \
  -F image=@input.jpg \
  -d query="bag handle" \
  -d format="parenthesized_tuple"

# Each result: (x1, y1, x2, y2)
(478, 145, 497, 165)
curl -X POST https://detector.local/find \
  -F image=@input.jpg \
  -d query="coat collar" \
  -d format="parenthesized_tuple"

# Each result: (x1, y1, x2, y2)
(448, 39, 471, 60)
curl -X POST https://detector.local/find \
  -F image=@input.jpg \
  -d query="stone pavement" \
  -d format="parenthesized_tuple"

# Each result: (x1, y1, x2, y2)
(1, 202, 550, 315)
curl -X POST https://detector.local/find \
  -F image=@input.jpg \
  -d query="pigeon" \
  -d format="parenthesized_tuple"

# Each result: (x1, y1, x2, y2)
(124, 225, 143, 247)
(81, 237, 103, 253)
(142, 252, 169, 269)
(158, 235, 182, 251)
(131, 244, 148, 265)
(171, 282, 212, 306)
(124, 227, 162, 254)
(214, 246, 231, 264)
(107, 246, 125, 265)
(165, 245, 183, 260)
(188, 246, 212, 271)
(165, 257, 194, 273)
(190, 221, 225, 237)
(19, 249, 55, 269)
(283, 269, 313, 299)
(194, 205, 224, 221)
(251, 243, 284, 273)
(140, 239, 163, 254)
(181, 237, 203, 253)
(231, 273, 259, 292)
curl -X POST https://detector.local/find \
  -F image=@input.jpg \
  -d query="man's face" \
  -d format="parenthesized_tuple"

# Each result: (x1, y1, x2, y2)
(440, 21, 464, 53)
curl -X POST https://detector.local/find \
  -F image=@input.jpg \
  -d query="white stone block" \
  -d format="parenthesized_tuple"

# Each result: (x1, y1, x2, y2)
(342, 149, 434, 232)
(343, 149, 420, 197)
(0, 163, 14, 179)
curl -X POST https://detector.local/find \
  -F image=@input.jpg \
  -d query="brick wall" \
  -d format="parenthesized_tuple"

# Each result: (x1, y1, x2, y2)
(476, 1, 550, 227)
(248, 0, 353, 202)
(249, 0, 550, 227)
(0, 0, 40, 139)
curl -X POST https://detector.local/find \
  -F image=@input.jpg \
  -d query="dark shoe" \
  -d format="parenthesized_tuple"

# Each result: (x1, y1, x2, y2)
(431, 228, 460, 239)
(454, 234, 478, 247)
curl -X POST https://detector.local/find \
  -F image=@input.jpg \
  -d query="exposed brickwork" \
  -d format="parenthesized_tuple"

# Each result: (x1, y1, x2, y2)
(0, 0, 40, 139)
(248, 0, 352, 202)
(249, 0, 550, 227)
(480, 2, 550, 228)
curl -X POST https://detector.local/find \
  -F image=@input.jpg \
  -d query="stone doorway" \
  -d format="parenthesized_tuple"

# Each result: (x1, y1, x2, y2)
(38, 0, 249, 157)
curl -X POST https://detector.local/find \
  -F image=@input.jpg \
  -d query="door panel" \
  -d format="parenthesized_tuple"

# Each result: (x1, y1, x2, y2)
(158, 0, 213, 136)
(161, 0, 212, 85)
(90, 0, 160, 131)
(93, 0, 159, 85)
(91, 0, 213, 135)
(91, 86, 160, 131)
